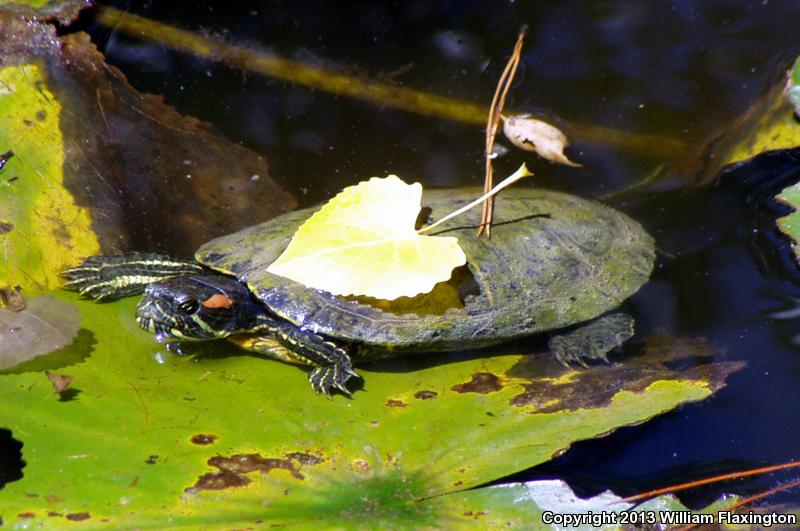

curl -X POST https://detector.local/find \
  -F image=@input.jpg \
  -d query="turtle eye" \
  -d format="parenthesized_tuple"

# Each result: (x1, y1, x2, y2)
(177, 299, 200, 314)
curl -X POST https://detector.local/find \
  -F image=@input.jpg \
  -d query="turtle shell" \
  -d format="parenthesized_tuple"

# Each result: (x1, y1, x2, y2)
(196, 188, 655, 355)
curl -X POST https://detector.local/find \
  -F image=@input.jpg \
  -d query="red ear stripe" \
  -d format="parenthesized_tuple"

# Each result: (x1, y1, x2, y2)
(201, 293, 234, 309)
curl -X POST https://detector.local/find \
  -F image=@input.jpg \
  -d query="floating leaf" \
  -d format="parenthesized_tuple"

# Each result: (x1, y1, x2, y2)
(267, 175, 467, 300)
(775, 182, 800, 263)
(0, 295, 81, 370)
(45, 371, 73, 394)
(700, 54, 800, 179)
(0, 0, 89, 24)
(503, 114, 581, 167)
(0, 63, 101, 290)
(0, 17, 295, 267)
(0, 292, 742, 526)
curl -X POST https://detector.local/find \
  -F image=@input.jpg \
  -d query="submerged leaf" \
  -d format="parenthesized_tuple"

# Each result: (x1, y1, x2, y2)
(0, 295, 81, 370)
(502, 114, 581, 167)
(267, 175, 467, 300)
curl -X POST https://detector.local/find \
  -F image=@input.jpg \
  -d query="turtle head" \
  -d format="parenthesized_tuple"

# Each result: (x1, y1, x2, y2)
(136, 275, 260, 341)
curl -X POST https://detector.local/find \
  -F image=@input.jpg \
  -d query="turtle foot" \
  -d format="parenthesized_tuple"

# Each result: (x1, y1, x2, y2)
(549, 313, 635, 368)
(308, 364, 360, 398)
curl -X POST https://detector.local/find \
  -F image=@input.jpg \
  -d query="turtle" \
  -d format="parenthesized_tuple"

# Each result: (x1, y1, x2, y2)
(63, 187, 655, 396)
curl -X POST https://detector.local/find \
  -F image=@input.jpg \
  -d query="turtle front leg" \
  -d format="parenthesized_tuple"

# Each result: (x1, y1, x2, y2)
(548, 313, 635, 367)
(243, 317, 360, 397)
(63, 253, 205, 301)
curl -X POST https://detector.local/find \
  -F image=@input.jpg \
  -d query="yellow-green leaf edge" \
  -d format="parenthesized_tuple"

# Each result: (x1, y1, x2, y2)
(0, 63, 100, 290)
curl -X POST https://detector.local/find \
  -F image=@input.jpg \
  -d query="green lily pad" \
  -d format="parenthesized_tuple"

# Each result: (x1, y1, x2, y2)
(775, 182, 800, 261)
(0, 288, 741, 527)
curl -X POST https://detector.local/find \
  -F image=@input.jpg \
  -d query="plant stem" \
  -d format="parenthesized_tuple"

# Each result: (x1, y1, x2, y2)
(418, 164, 532, 234)
(478, 27, 527, 238)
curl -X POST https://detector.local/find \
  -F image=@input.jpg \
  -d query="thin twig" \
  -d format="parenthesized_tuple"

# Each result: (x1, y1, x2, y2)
(419, 164, 531, 234)
(615, 460, 800, 504)
(675, 478, 800, 531)
(478, 27, 527, 238)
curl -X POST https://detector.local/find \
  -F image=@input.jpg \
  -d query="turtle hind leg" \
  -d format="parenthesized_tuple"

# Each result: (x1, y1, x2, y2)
(62, 252, 205, 301)
(548, 313, 635, 367)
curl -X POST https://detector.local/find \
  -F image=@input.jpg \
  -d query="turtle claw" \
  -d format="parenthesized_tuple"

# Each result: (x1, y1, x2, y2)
(308, 365, 359, 397)
(548, 313, 635, 368)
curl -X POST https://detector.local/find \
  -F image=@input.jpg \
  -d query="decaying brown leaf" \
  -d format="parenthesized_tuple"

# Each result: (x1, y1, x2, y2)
(0, 17, 296, 257)
(503, 114, 581, 167)
(0, 286, 26, 312)
(45, 371, 73, 394)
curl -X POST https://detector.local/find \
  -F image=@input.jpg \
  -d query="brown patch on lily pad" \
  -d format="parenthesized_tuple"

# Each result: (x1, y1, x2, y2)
(385, 398, 407, 408)
(451, 372, 503, 394)
(414, 390, 438, 400)
(350, 459, 370, 474)
(285, 452, 324, 465)
(65, 513, 90, 521)
(190, 434, 218, 445)
(507, 336, 744, 413)
(190, 469, 251, 492)
(187, 452, 314, 493)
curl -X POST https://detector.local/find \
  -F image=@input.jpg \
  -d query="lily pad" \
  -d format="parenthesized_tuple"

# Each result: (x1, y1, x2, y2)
(0, 0, 89, 24)
(0, 295, 81, 369)
(0, 62, 100, 290)
(0, 289, 741, 527)
(774, 182, 800, 261)
(701, 54, 800, 178)
(0, 15, 296, 291)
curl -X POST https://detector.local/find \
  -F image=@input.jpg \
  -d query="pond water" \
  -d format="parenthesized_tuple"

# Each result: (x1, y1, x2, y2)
(36, 0, 800, 506)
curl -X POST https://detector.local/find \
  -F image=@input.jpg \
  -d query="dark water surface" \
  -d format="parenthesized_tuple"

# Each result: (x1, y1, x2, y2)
(72, 0, 800, 505)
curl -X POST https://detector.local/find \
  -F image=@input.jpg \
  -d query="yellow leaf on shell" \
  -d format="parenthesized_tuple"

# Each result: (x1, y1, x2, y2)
(267, 175, 467, 300)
